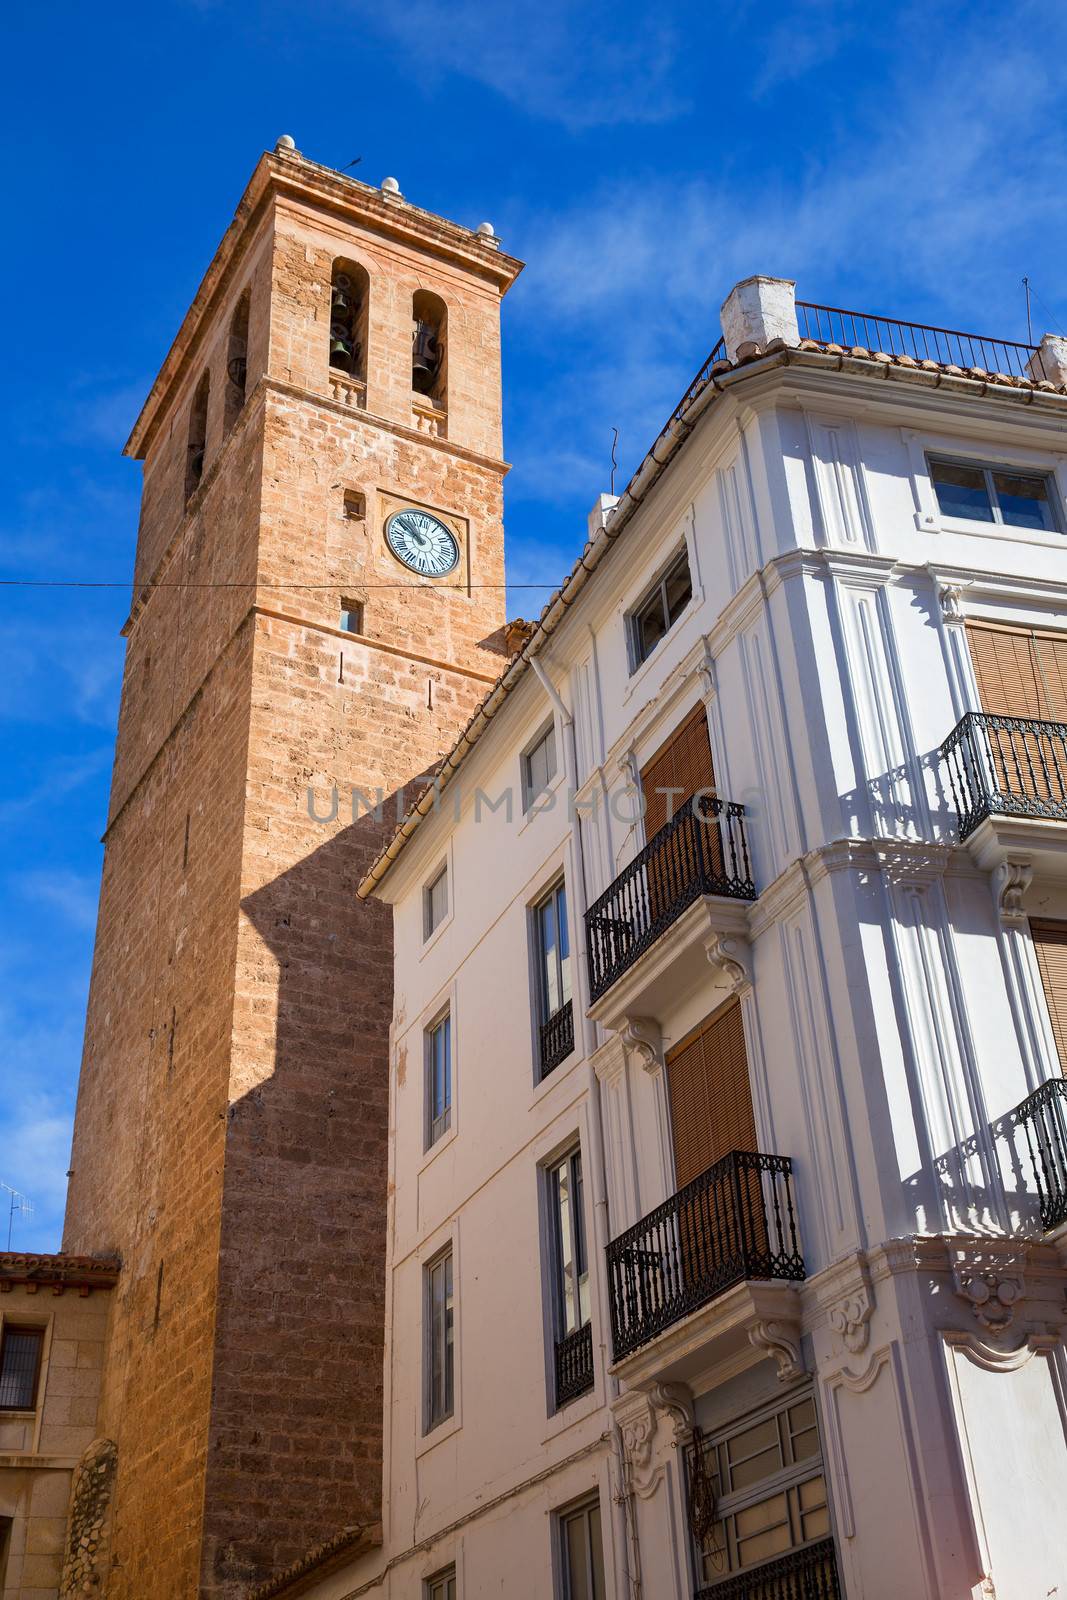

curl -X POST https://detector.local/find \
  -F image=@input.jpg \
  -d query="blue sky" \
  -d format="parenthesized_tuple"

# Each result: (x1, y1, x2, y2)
(3, 0, 1067, 1251)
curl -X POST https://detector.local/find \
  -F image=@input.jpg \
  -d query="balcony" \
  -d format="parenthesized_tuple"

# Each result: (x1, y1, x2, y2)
(1008, 1078, 1067, 1233)
(940, 712, 1067, 883)
(539, 999, 574, 1079)
(694, 1538, 841, 1600)
(606, 1151, 804, 1364)
(585, 797, 755, 1007)
(554, 1320, 594, 1407)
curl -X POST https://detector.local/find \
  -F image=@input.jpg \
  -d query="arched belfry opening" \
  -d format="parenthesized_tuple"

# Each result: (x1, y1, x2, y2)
(224, 290, 250, 433)
(412, 289, 447, 411)
(329, 259, 369, 385)
(185, 369, 209, 502)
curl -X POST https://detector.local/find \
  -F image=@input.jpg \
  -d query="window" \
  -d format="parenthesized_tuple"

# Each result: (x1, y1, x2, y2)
(629, 549, 693, 668)
(0, 1325, 44, 1411)
(424, 865, 449, 939)
(548, 1149, 592, 1406)
(557, 1496, 606, 1600)
(535, 880, 573, 1077)
(185, 369, 210, 501)
(412, 289, 447, 406)
(339, 600, 363, 634)
(523, 722, 558, 811)
(343, 488, 366, 519)
(425, 1568, 456, 1600)
(688, 1390, 832, 1586)
(929, 456, 1059, 532)
(426, 1012, 452, 1148)
(329, 260, 369, 382)
(224, 290, 250, 432)
(425, 1247, 454, 1431)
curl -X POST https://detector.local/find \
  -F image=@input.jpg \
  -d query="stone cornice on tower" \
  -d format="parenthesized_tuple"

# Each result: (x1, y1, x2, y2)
(124, 145, 523, 462)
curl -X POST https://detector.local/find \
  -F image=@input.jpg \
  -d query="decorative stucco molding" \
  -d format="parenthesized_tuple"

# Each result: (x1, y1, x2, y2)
(705, 931, 753, 994)
(827, 1285, 873, 1355)
(645, 1381, 695, 1444)
(748, 1318, 804, 1382)
(991, 858, 1033, 926)
(952, 1263, 1026, 1333)
(937, 582, 970, 624)
(943, 1329, 1061, 1373)
(621, 1016, 663, 1073)
(617, 1393, 662, 1498)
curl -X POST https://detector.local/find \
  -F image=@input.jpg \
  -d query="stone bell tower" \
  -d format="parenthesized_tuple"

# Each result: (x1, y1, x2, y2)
(62, 140, 521, 1598)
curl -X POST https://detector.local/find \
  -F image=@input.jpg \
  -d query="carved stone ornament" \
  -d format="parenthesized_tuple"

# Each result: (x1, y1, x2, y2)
(748, 1318, 804, 1382)
(619, 1396, 657, 1478)
(621, 1015, 662, 1073)
(953, 1266, 1026, 1332)
(828, 1286, 873, 1355)
(991, 858, 1033, 927)
(705, 931, 752, 994)
(646, 1380, 695, 1444)
(937, 582, 969, 624)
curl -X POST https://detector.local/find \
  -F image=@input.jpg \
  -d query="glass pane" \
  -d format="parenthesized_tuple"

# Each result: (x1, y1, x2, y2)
(443, 1254, 454, 1416)
(588, 1502, 605, 1600)
(788, 1398, 819, 1462)
(556, 885, 571, 1004)
(726, 1417, 782, 1491)
(930, 459, 995, 521)
(526, 727, 556, 805)
(735, 1491, 791, 1567)
(798, 1474, 830, 1540)
(664, 556, 693, 624)
(540, 898, 561, 1016)
(427, 869, 448, 935)
(636, 594, 667, 662)
(993, 470, 1055, 531)
(554, 1159, 577, 1333)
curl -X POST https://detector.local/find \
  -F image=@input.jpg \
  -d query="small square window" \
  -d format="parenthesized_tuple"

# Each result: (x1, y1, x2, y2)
(523, 723, 558, 811)
(929, 455, 1059, 532)
(343, 488, 366, 519)
(425, 1568, 456, 1600)
(629, 549, 693, 670)
(424, 865, 449, 939)
(340, 600, 364, 634)
(0, 1325, 44, 1411)
(426, 1012, 451, 1148)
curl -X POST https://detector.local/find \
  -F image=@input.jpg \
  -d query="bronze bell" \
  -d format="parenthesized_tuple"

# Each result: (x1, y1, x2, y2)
(412, 320, 440, 394)
(330, 337, 353, 372)
(227, 355, 247, 389)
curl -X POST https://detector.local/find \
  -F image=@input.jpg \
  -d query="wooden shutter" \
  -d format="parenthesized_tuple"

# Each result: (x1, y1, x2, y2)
(1031, 919, 1067, 1074)
(967, 624, 1067, 720)
(665, 997, 756, 1187)
(641, 705, 716, 842)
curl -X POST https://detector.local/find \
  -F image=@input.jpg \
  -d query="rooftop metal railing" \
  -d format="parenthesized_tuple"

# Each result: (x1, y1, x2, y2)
(796, 301, 1044, 380)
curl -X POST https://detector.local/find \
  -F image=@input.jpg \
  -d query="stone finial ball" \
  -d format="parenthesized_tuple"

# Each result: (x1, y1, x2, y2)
(476, 221, 496, 238)
(275, 135, 297, 152)
(381, 176, 401, 194)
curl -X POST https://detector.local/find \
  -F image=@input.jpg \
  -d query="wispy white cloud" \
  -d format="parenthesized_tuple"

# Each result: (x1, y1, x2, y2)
(350, 0, 686, 130)
(13, 868, 101, 932)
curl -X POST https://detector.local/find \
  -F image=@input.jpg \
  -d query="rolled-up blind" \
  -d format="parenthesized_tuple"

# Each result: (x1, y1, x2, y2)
(1031, 918, 1067, 1074)
(640, 704, 716, 842)
(967, 624, 1067, 720)
(665, 997, 755, 1187)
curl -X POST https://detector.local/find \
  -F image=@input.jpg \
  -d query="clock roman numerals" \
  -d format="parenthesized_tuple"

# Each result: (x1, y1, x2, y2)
(384, 508, 461, 577)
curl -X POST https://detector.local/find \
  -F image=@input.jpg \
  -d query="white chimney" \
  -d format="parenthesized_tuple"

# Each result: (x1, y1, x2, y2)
(720, 276, 798, 361)
(1029, 333, 1067, 387)
(588, 493, 619, 540)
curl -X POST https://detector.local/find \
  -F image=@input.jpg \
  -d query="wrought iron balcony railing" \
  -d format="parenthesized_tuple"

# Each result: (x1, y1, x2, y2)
(606, 1150, 804, 1362)
(539, 999, 574, 1079)
(796, 301, 1043, 381)
(554, 1320, 594, 1407)
(1008, 1077, 1067, 1233)
(940, 711, 1067, 840)
(694, 1538, 842, 1600)
(585, 797, 755, 1002)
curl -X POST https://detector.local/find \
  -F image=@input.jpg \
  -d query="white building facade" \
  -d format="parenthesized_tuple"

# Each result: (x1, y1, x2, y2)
(295, 279, 1067, 1600)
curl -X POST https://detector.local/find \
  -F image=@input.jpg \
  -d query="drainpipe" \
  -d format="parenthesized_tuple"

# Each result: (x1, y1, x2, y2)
(529, 653, 638, 1597)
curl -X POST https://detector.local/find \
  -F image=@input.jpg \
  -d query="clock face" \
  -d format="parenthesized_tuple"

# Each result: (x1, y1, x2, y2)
(384, 508, 460, 577)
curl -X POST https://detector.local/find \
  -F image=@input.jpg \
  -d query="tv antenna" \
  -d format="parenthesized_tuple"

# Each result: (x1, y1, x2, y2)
(1023, 276, 1033, 345)
(1, 1183, 33, 1250)
(610, 427, 619, 495)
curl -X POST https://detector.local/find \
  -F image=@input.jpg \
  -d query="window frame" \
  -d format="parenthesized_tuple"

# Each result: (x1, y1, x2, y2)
(0, 1322, 46, 1413)
(927, 452, 1063, 533)
(424, 1566, 456, 1600)
(627, 547, 694, 672)
(547, 1146, 589, 1345)
(424, 1244, 455, 1434)
(424, 863, 449, 942)
(339, 599, 364, 635)
(425, 1009, 452, 1150)
(522, 718, 559, 813)
(555, 1493, 606, 1600)
(533, 878, 571, 1028)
